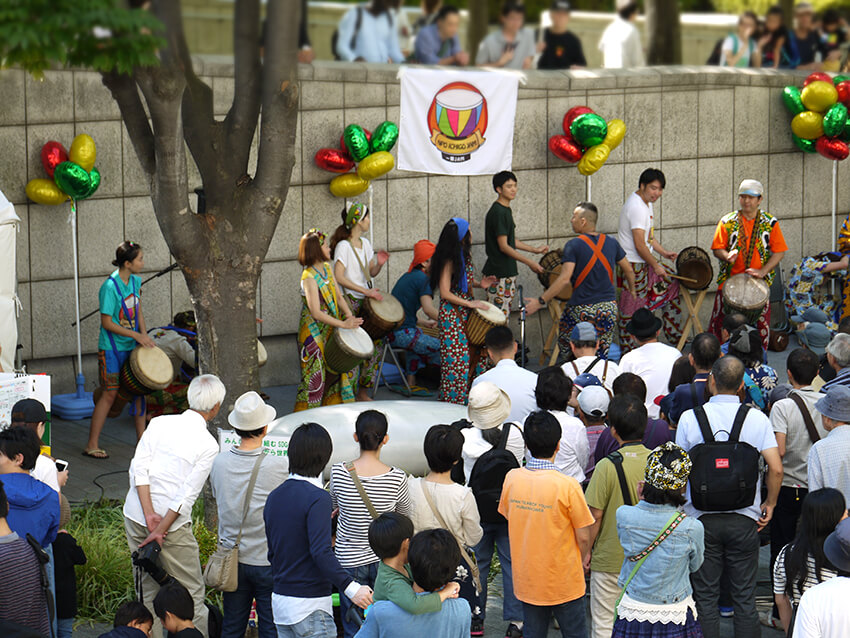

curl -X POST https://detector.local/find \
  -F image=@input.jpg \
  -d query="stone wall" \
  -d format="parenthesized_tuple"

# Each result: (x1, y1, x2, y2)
(2, 61, 849, 393)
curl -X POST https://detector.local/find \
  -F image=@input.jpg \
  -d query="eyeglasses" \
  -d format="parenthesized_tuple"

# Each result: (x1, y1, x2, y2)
(307, 228, 326, 245)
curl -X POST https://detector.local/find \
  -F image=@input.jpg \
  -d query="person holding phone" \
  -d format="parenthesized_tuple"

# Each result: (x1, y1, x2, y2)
(476, 2, 535, 70)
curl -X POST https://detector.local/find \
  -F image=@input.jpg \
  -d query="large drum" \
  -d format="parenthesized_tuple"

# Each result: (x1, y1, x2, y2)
(537, 250, 573, 301)
(466, 301, 508, 346)
(359, 294, 405, 340)
(722, 274, 770, 324)
(416, 309, 439, 339)
(118, 346, 174, 399)
(675, 246, 714, 291)
(324, 327, 375, 375)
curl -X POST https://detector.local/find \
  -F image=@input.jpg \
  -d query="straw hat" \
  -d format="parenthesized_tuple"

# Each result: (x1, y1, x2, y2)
(467, 382, 511, 430)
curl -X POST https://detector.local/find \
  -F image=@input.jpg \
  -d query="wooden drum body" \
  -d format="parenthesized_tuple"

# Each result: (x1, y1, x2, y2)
(537, 250, 573, 301)
(359, 294, 405, 340)
(118, 346, 174, 399)
(325, 327, 375, 375)
(466, 301, 507, 346)
(676, 246, 714, 291)
(722, 274, 770, 324)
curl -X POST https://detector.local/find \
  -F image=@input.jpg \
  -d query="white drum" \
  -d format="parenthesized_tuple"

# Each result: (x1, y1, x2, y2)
(324, 326, 374, 375)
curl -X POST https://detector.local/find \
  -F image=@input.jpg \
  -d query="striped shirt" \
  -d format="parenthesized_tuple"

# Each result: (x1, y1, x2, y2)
(330, 464, 413, 568)
(0, 532, 49, 636)
(773, 544, 838, 605)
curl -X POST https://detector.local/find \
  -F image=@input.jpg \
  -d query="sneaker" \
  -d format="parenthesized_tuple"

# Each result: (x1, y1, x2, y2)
(719, 606, 734, 618)
(505, 623, 523, 638)
(471, 618, 484, 637)
(759, 610, 783, 630)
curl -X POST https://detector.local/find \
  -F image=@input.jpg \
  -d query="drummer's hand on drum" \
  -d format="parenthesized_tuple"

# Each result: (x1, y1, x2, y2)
(664, 249, 679, 260)
(366, 288, 384, 302)
(342, 316, 364, 329)
(529, 260, 545, 275)
(136, 332, 156, 348)
(480, 275, 498, 289)
(524, 297, 542, 315)
(537, 245, 550, 255)
(470, 300, 490, 311)
(745, 267, 766, 279)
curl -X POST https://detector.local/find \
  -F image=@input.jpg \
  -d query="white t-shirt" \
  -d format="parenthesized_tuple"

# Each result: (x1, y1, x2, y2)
(617, 191, 654, 264)
(598, 17, 645, 69)
(471, 360, 538, 427)
(334, 238, 375, 300)
(31, 454, 60, 493)
(461, 424, 524, 485)
(549, 410, 590, 482)
(720, 34, 754, 68)
(562, 355, 621, 393)
(794, 576, 850, 638)
(619, 341, 681, 419)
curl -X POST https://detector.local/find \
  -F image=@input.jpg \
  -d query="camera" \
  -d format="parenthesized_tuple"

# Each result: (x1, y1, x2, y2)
(132, 541, 175, 586)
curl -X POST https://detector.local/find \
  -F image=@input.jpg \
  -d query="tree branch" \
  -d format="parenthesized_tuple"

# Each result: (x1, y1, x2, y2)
(102, 70, 156, 177)
(225, 0, 262, 176)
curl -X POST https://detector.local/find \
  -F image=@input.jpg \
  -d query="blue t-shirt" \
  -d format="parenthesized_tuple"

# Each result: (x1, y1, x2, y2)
(391, 269, 432, 330)
(98, 271, 141, 352)
(355, 598, 470, 638)
(562, 233, 625, 306)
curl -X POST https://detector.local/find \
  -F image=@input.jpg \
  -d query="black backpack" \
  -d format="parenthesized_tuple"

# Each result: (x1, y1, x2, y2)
(688, 404, 760, 512)
(468, 423, 520, 524)
(331, 6, 363, 61)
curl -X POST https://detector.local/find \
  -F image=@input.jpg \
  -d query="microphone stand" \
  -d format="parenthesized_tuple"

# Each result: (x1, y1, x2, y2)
(517, 284, 526, 369)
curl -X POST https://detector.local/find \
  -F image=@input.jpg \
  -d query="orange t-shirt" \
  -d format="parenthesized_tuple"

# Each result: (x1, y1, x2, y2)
(498, 468, 595, 606)
(711, 214, 788, 278)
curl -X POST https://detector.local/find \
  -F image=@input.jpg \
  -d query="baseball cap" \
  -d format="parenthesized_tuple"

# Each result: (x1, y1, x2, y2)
(573, 372, 603, 389)
(570, 321, 597, 342)
(798, 322, 832, 355)
(791, 307, 830, 325)
(11, 398, 48, 424)
(578, 385, 610, 418)
(738, 179, 764, 198)
(550, 0, 571, 11)
(823, 518, 850, 572)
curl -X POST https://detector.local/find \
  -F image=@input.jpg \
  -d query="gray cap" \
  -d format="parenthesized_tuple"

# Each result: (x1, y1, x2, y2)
(815, 385, 850, 423)
(824, 518, 850, 572)
(791, 307, 831, 325)
(738, 179, 764, 197)
(798, 322, 833, 356)
(570, 321, 597, 342)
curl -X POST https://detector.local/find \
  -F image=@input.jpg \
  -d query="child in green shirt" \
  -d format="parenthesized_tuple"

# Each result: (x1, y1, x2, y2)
(368, 512, 460, 614)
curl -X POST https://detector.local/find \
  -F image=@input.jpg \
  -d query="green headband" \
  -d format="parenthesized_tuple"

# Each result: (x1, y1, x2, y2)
(345, 203, 368, 229)
(644, 442, 692, 491)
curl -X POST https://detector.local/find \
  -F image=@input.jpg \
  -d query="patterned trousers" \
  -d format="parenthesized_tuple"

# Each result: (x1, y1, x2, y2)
(387, 326, 440, 375)
(618, 262, 684, 353)
(558, 300, 619, 359)
(487, 276, 517, 322)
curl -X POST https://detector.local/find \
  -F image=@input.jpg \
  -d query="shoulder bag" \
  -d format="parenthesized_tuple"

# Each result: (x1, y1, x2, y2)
(788, 391, 820, 444)
(345, 461, 379, 519)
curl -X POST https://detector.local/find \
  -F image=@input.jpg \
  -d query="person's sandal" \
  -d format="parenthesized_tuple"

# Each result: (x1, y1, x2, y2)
(82, 448, 109, 459)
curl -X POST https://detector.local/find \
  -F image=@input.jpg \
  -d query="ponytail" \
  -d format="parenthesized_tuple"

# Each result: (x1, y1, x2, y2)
(355, 409, 388, 451)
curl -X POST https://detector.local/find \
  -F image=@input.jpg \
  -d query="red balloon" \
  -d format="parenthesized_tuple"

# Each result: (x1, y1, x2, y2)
(548, 135, 583, 163)
(562, 106, 593, 136)
(804, 72, 833, 87)
(816, 136, 850, 161)
(40, 141, 69, 178)
(339, 128, 371, 153)
(315, 147, 356, 173)
(837, 81, 850, 107)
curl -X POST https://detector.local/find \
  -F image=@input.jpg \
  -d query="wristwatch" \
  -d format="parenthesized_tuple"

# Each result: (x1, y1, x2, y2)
(538, 296, 547, 307)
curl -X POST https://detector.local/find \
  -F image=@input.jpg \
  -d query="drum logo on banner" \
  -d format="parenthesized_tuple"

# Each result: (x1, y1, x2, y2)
(427, 82, 489, 163)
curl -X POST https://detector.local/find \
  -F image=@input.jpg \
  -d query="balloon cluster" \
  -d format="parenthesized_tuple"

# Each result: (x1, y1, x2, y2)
(784, 72, 850, 161)
(548, 106, 626, 176)
(25, 135, 101, 205)
(314, 122, 399, 198)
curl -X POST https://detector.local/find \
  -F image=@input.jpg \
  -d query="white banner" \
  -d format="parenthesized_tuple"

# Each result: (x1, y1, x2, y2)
(398, 68, 519, 176)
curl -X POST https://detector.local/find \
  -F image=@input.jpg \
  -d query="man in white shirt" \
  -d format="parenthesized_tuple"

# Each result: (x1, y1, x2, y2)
(598, 0, 645, 68)
(617, 168, 683, 353)
(123, 374, 224, 638)
(561, 322, 620, 393)
(619, 309, 681, 420)
(676, 356, 783, 638)
(472, 325, 537, 427)
(794, 518, 850, 638)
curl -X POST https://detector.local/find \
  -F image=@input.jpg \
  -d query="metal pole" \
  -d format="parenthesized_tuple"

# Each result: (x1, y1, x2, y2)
(832, 160, 838, 298)
(368, 184, 374, 247)
(70, 201, 83, 389)
(587, 174, 592, 201)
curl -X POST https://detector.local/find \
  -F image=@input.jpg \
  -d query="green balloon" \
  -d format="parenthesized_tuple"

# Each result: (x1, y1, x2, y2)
(53, 161, 99, 201)
(823, 103, 848, 138)
(80, 166, 101, 200)
(834, 75, 850, 86)
(370, 121, 399, 153)
(782, 85, 805, 116)
(343, 124, 370, 162)
(792, 134, 817, 154)
(570, 113, 608, 148)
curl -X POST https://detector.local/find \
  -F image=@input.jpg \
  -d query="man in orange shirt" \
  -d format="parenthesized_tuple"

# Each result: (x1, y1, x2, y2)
(708, 179, 787, 352)
(498, 411, 595, 638)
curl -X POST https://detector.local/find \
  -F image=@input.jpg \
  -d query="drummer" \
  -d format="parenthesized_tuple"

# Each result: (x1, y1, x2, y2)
(296, 228, 363, 411)
(84, 240, 155, 459)
(331, 202, 389, 402)
(387, 240, 440, 394)
(708, 179, 787, 351)
(617, 168, 683, 353)
(483, 171, 549, 321)
(525, 202, 635, 359)
(146, 310, 198, 418)
(431, 217, 498, 404)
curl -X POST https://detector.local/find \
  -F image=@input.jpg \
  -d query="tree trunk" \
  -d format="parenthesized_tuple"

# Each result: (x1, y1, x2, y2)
(645, 0, 681, 65)
(468, 0, 489, 66)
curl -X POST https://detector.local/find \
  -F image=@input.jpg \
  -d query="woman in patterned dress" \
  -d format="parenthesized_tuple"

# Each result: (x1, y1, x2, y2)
(430, 218, 497, 404)
(295, 229, 363, 411)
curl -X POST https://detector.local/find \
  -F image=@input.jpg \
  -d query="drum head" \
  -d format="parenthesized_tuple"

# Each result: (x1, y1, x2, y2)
(257, 339, 267, 367)
(476, 301, 508, 326)
(336, 327, 375, 358)
(723, 274, 770, 310)
(367, 294, 405, 323)
(538, 250, 563, 288)
(675, 246, 713, 291)
(131, 346, 174, 389)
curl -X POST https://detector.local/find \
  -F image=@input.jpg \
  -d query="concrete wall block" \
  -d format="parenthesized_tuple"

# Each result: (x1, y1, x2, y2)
(26, 71, 74, 124)
(585, 92, 626, 164)
(31, 278, 80, 357)
(30, 356, 77, 395)
(15, 205, 30, 283)
(0, 126, 28, 205)
(302, 184, 343, 238)
(511, 98, 548, 171)
(387, 177, 428, 252)
(78, 120, 123, 199)
(428, 176, 468, 239)
(767, 153, 803, 221)
(258, 335, 301, 387)
(779, 216, 803, 264)
(802, 155, 836, 218)
(696, 157, 734, 226)
(697, 89, 734, 157)
(26, 123, 76, 195)
(299, 109, 344, 185)
(0, 70, 26, 126)
(343, 107, 388, 137)
(136, 268, 174, 331)
(802, 215, 834, 258)
(546, 95, 588, 142)
(312, 62, 367, 83)
(74, 71, 121, 122)
(124, 196, 171, 272)
(302, 81, 345, 111)
(733, 86, 770, 156)
(547, 167, 585, 239)
(624, 92, 662, 163)
(767, 87, 795, 154)
(212, 76, 235, 118)
(260, 260, 303, 335)
(468, 175, 494, 239)
(658, 160, 697, 229)
(344, 82, 385, 109)
(386, 83, 400, 106)
(267, 186, 304, 262)
(733, 155, 768, 201)
(122, 124, 151, 197)
(657, 226, 697, 254)
(292, 110, 303, 185)
(661, 91, 698, 161)
(29, 202, 75, 281)
(16, 282, 31, 360)
(77, 198, 125, 278)
(588, 163, 624, 235)
(385, 249, 413, 300)
(370, 180, 390, 258)
(512, 169, 548, 242)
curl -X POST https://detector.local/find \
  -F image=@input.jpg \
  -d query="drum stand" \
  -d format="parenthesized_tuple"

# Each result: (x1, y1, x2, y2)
(676, 288, 708, 351)
(372, 342, 413, 397)
(539, 300, 565, 366)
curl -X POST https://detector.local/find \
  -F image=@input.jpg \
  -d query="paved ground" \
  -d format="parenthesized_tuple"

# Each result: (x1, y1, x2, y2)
(58, 345, 793, 637)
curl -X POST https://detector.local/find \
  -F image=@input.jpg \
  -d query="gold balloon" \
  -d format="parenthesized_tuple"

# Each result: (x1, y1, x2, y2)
(329, 173, 370, 198)
(603, 119, 626, 150)
(801, 81, 839, 113)
(357, 151, 395, 181)
(791, 110, 824, 140)
(69, 134, 97, 171)
(26, 178, 69, 205)
(578, 144, 610, 176)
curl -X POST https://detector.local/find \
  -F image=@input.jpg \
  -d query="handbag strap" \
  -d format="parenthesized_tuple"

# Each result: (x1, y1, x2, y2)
(789, 391, 820, 444)
(234, 451, 266, 548)
(607, 451, 632, 506)
(345, 461, 379, 520)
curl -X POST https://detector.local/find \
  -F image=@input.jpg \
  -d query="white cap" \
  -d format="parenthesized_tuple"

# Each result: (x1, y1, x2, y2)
(468, 382, 512, 430)
(578, 386, 610, 418)
(738, 179, 764, 198)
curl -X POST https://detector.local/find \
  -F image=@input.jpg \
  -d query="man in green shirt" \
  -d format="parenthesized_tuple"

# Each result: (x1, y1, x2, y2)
(584, 394, 650, 638)
(483, 171, 548, 321)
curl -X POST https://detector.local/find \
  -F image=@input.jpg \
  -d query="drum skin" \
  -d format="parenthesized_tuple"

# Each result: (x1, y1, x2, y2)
(325, 327, 374, 375)
(359, 294, 405, 340)
(538, 250, 573, 301)
(119, 346, 174, 397)
(676, 246, 713, 291)
(722, 274, 770, 324)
